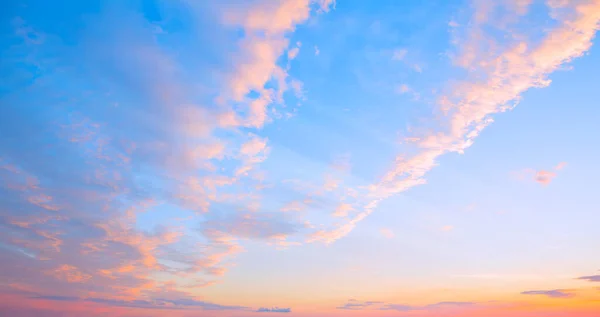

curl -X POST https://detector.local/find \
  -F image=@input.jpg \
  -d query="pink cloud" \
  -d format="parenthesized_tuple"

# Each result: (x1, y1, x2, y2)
(311, 0, 600, 244)
(534, 170, 557, 185)
(379, 228, 395, 239)
(333, 203, 353, 218)
(46, 265, 92, 283)
(554, 162, 567, 170)
(442, 225, 454, 232)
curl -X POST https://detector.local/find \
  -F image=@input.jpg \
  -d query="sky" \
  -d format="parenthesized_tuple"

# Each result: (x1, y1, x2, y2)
(1, 0, 600, 316)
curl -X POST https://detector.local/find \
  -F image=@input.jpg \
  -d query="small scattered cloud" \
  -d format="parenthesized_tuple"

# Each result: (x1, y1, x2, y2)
(577, 275, 600, 282)
(287, 47, 300, 60)
(379, 228, 395, 239)
(337, 300, 384, 310)
(394, 84, 420, 100)
(316, 0, 336, 13)
(333, 203, 353, 217)
(521, 289, 574, 298)
(534, 170, 557, 185)
(256, 307, 291, 313)
(514, 162, 567, 185)
(32, 295, 250, 311)
(392, 48, 407, 61)
(442, 225, 454, 232)
(324, 175, 339, 191)
(314, 45, 320, 56)
(382, 301, 475, 311)
(396, 84, 411, 94)
(554, 162, 568, 170)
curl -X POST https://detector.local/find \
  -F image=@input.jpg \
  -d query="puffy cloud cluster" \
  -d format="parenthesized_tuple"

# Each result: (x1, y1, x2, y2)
(0, 0, 335, 312)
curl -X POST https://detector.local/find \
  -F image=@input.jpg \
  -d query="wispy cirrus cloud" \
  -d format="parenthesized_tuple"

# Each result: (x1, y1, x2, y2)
(308, 0, 600, 244)
(32, 295, 250, 311)
(336, 299, 384, 310)
(336, 299, 476, 312)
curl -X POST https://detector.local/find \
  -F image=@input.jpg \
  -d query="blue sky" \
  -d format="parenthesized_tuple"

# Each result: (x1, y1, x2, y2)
(1, 0, 600, 316)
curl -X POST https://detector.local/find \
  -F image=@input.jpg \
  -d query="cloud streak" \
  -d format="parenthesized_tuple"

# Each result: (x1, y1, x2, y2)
(336, 299, 476, 312)
(308, 0, 600, 244)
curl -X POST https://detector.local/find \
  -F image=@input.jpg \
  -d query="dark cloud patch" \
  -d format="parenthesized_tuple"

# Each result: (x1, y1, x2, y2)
(521, 290, 574, 298)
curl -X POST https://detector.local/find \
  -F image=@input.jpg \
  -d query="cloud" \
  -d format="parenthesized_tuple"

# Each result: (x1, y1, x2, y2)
(0, 0, 336, 309)
(515, 162, 566, 185)
(383, 301, 475, 311)
(578, 275, 600, 282)
(554, 162, 568, 170)
(256, 307, 292, 313)
(46, 265, 92, 283)
(32, 294, 249, 311)
(442, 225, 454, 232)
(396, 84, 411, 94)
(309, 0, 600, 244)
(288, 47, 300, 60)
(2, 2, 599, 316)
(333, 203, 353, 217)
(336, 299, 476, 312)
(379, 228, 395, 238)
(521, 289, 574, 298)
(200, 212, 299, 241)
(316, 0, 336, 13)
(324, 175, 339, 191)
(220, 0, 336, 128)
(336, 300, 384, 310)
(392, 48, 407, 61)
(534, 170, 557, 185)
